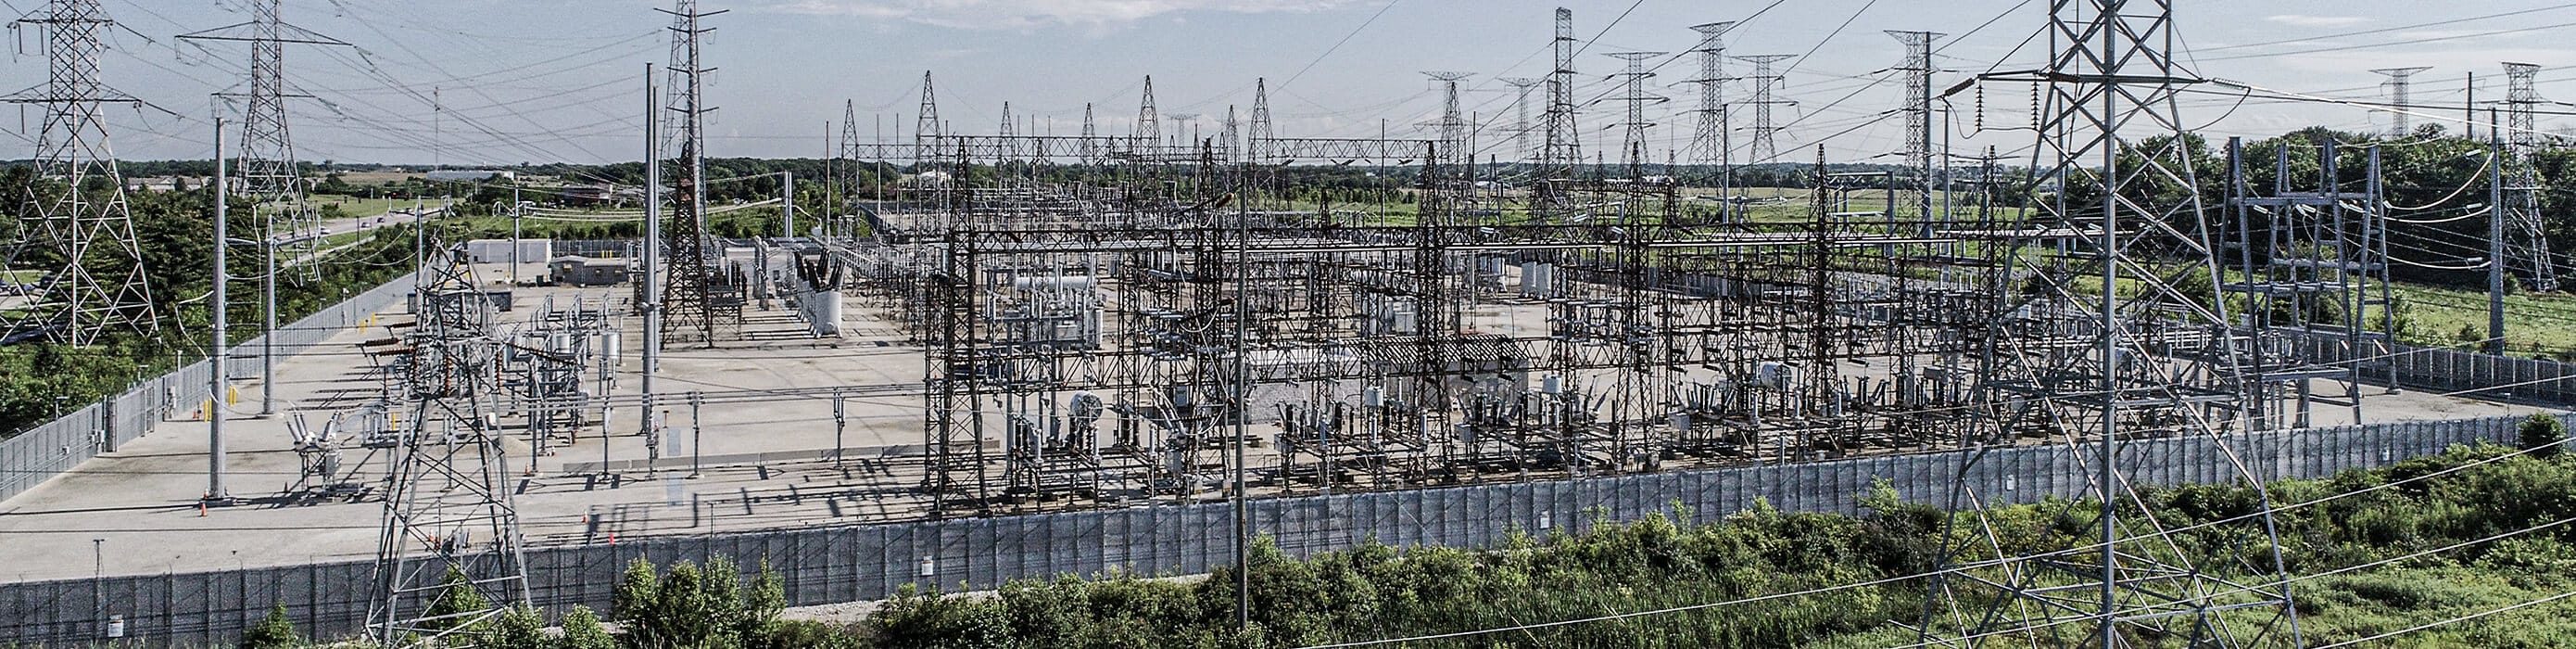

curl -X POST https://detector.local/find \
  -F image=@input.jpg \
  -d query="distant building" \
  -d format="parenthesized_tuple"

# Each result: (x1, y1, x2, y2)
(425, 170, 516, 183)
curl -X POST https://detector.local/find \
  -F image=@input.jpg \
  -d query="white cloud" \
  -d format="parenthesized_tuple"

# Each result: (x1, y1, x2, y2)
(769, 0, 1355, 30)
(2264, 14, 2373, 29)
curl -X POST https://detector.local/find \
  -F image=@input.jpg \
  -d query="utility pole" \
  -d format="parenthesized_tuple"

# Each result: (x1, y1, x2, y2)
(510, 185, 523, 286)
(641, 62, 664, 452)
(207, 117, 231, 506)
(261, 205, 276, 416)
(2491, 137, 2507, 355)
(782, 170, 795, 237)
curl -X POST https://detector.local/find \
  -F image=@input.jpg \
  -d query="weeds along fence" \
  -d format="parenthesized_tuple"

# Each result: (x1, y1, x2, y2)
(0, 414, 2541, 646)
(0, 270, 423, 504)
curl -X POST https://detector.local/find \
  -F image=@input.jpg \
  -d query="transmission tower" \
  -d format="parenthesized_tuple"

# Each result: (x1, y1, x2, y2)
(1539, 7, 1581, 199)
(1135, 76, 1160, 148)
(1686, 23, 1736, 190)
(2369, 66, 2431, 136)
(839, 98, 861, 235)
(1924, 1, 2304, 645)
(1735, 54, 1794, 163)
(658, 0, 726, 344)
(1888, 31, 1941, 222)
(1496, 77, 1542, 163)
(369, 248, 530, 646)
(1422, 71, 1472, 164)
(1249, 78, 1274, 161)
(177, 0, 348, 274)
(914, 71, 941, 163)
(1, 0, 158, 346)
(1605, 53, 1665, 173)
(2503, 61, 2558, 292)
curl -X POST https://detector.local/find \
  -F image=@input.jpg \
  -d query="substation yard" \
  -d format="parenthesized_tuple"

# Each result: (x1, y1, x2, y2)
(0, 250, 2533, 584)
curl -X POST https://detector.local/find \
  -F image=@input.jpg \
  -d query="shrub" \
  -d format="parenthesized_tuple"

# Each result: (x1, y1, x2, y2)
(487, 604, 546, 648)
(239, 604, 299, 649)
(558, 605, 615, 649)
(2520, 414, 2566, 459)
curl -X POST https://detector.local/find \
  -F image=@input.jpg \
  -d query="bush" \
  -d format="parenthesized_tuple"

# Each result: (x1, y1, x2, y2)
(239, 604, 299, 649)
(488, 604, 546, 648)
(558, 605, 615, 649)
(2520, 414, 2566, 458)
(612, 555, 788, 649)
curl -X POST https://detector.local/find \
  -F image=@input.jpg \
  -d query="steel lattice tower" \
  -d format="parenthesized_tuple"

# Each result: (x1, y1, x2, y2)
(1924, 1, 2303, 645)
(1539, 7, 1581, 195)
(840, 98, 861, 233)
(1686, 23, 1736, 185)
(1249, 79, 1274, 162)
(2369, 66, 2431, 137)
(178, 0, 347, 269)
(1496, 77, 1542, 163)
(1605, 53, 1664, 173)
(1134, 75, 1160, 149)
(1888, 31, 1941, 221)
(2503, 61, 2558, 292)
(2, 0, 157, 346)
(1423, 71, 1472, 165)
(915, 71, 941, 162)
(1734, 54, 1794, 164)
(658, 0, 724, 344)
(369, 248, 530, 647)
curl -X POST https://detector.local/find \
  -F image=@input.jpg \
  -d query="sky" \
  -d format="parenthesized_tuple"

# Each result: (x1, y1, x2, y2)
(17, 0, 2576, 167)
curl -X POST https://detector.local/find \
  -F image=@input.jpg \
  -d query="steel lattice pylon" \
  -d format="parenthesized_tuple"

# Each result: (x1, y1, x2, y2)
(369, 248, 529, 647)
(1536, 7, 1580, 210)
(2500, 62, 2557, 292)
(658, 0, 726, 344)
(178, 0, 347, 280)
(1888, 30, 1941, 223)
(1686, 22, 1735, 200)
(2, 0, 157, 346)
(2368, 66, 2431, 137)
(1604, 53, 1664, 172)
(1924, 1, 2303, 646)
(1733, 54, 1794, 164)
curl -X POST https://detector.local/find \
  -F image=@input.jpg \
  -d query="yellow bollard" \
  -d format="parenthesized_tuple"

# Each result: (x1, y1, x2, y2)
(226, 387, 240, 404)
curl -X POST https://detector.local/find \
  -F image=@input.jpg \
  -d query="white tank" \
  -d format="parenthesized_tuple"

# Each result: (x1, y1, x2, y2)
(811, 290, 844, 336)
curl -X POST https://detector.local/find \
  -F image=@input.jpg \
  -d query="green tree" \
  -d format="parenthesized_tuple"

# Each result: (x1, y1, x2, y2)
(489, 604, 548, 649)
(423, 565, 492, 632)
(559, 604, 617, 649)
(2522, 413, 2568, 459)
(239, 604, 300, 649)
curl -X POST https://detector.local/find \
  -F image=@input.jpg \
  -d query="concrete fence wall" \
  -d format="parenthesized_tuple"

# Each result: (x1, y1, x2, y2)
(2290, 331, 2576, 403)
(0, 414, 2529, 646)
(0, 270, 422, 504)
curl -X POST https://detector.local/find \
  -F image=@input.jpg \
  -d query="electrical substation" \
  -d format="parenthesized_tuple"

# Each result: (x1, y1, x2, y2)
(5, 0, 2576, 645)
